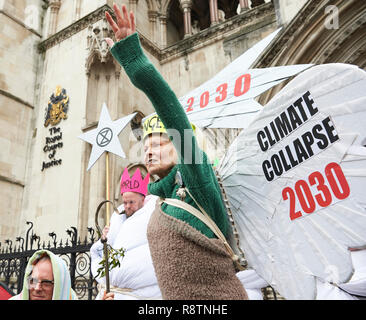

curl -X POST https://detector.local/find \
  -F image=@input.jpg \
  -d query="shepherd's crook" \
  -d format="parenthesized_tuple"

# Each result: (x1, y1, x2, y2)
(94, 200, 118, 294)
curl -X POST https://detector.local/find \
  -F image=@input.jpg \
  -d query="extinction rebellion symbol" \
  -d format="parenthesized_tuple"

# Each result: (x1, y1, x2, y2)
(96, 127, 113, 147)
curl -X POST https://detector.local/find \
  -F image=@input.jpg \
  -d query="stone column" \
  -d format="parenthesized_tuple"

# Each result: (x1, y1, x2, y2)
(159, 14, 168, 47)
(129, 0, 138, 25)
(209, 0, 219, 25)
(148, 10, 158, 44)
(48, 0, 61, 36)
(251, 0, 265, 8)
(180, 0, 192, 38)
(239, 0, 249, 12)
(72, 0, 82, 21)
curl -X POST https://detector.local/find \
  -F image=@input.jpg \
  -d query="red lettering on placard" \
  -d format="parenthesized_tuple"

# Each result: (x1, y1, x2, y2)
(282, 187, 302, 220)
(295, 180, 316, 214)
(325, 162, 350, 199)
(215, 83, 228, 103)
(234, 74, 251, 97)
(282, 162, 350, 221)
(308, 171, 332, 207)
(200, 91, 209, 108)
(186, 97, 194, 112)
(183, 75, 252, 112)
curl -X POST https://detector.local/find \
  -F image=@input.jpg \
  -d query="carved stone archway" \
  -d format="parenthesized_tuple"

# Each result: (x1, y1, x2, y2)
(255, 0, 366, 104)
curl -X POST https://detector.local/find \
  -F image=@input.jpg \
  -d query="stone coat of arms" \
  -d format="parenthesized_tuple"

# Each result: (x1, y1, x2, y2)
(44, 86, 69, 127)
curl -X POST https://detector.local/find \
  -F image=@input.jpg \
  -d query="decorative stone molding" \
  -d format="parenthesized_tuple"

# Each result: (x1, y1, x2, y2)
(85, 18, 122, 78)
(252, 0, 366, 106)
(138, 32, 162, 59)
(319, 13, 366, 64)
(223, 13, 276, 61)
(254, 0, 366, 68)
(86, 20, 113, 63)
(148, 10, 158, 22)
(253, 0, 327, 68)
(38, 4, 161, 60)
(159, 2, 275, 64)
(38, 2, 275, 66)
(39, 5, 114, 53)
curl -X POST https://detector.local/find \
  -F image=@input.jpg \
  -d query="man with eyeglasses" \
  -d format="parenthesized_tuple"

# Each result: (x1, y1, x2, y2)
(9, 250, 77, 300)
(90, 167, 161, 300)
(27, 256, 54, 300)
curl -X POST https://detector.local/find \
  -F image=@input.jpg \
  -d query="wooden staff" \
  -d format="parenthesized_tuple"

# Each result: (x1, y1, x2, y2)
(95, 200, 117, 294)
(105, 152, 111, 226)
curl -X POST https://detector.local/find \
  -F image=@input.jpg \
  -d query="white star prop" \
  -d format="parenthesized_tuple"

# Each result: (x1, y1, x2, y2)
(78, 103, 136, 171)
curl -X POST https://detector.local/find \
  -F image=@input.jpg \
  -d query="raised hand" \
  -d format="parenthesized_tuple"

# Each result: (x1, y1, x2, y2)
(105, 3, 136, 48)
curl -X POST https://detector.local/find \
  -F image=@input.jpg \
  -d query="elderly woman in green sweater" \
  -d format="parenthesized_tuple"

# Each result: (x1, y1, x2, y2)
(105, 4, 248, 300)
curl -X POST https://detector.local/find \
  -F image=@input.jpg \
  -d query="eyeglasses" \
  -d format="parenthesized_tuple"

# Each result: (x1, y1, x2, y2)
(27, 276, 54, 289)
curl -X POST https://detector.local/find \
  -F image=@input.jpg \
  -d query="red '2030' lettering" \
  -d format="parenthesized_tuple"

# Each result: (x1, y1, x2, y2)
(282, 162, 350, 221)
(185, 74, 251, 112)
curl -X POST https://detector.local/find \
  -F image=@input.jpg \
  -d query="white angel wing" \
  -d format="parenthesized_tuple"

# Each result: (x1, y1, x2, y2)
(183, 65, 313, 129)
(218, 63, 366, 299)
(143, 29, 312, 129)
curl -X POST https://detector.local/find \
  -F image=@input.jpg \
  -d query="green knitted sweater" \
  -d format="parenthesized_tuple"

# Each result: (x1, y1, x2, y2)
(111, 32, 229, 238)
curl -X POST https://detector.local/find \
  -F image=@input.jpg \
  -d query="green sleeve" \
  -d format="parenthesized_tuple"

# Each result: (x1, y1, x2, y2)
(110, 33, 229, 238)
(110, 33, 211, 188)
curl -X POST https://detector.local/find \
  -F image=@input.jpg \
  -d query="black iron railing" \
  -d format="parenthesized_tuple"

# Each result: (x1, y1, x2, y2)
(0, 221, 98, 300)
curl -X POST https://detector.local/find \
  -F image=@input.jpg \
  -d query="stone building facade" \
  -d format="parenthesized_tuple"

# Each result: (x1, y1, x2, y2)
(1, 0, 365, 243)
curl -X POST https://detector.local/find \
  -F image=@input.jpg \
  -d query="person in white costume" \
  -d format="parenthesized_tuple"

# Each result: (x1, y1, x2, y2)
(236, 269, 268, 300)
(90, 168, 161, 300)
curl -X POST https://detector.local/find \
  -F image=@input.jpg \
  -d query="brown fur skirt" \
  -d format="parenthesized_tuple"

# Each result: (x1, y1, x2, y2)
(147, 201, 248, 300)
